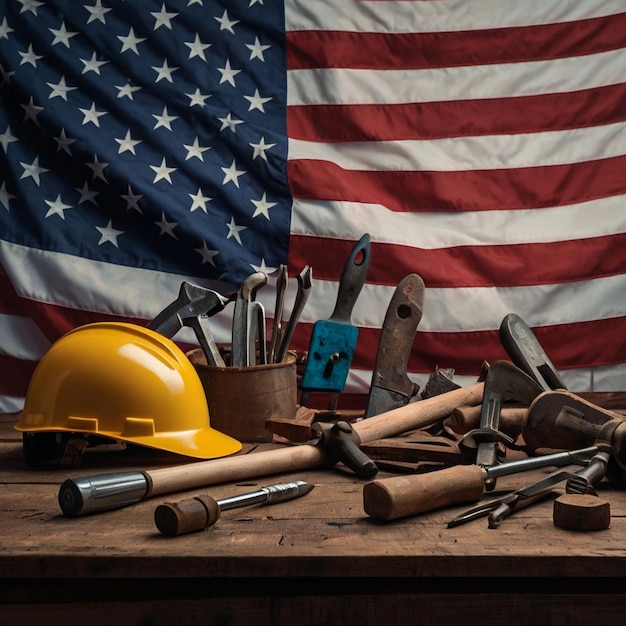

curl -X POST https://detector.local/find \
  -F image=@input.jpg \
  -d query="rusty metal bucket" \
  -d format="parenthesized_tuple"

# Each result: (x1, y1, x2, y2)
(187, 348, 297, 443)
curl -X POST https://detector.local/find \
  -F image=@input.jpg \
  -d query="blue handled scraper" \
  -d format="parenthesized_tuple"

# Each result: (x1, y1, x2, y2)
(300, 233, 371, 409)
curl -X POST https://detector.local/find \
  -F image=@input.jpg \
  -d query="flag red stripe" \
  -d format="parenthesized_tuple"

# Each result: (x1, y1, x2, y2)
(289, 316, 626, 377)
(288, 233, 626, 288)
(287, 13, 626, 70)
(287, 83, 626, 142)
(0, 355, 37, 399)
(288, 155, 626, 213)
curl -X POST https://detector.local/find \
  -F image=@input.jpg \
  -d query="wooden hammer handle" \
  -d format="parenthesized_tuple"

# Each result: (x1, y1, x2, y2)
(147, 381, 485, 497)
(363, 464, 486, 521)
(354, 381, 484, 442)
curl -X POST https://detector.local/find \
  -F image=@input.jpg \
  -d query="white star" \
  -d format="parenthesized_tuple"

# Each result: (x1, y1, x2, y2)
(152, 106, 178, 130)
(0, 17, 15, 39)
(121, 185, 143, 212)
(226, 217, 246, 246)
(218, 112, 244, 133)
(44, 194, 72, 219)
(150, 158, 177, 183)
(47, 76, 77, 101)
(96, 220, 123, 247)
(115, 130, 142, 154)
(50, 22, 77, 47)
(251, 193, 277, 219)
(245, 89, 272, 112)
(0, 182, 17, 211)
(85, 0, 111, 25)
(250, 136, 276, 161)
(221, 160, 246, 187)
(74, 182, 99, 205)
(54, 128, 76, 154)
(151, 4, 178, 30)
(184, 34, 211, 61)
(217, 58, 241, 87)
(152, 59, 178, 83)
(156, 212, 178, 238)
(184, 137, 210, 161)
(116, 82, 141, 100)
(80, 52, 109, 75)
(79, 102, 107, 127)
(214, 9, 239, 34)
(0, 127, 18, 152)
(118, 27, 146, 54)
(19, 156, 49, 185)
(21, 97, 43, 124)
(186, 87, 210, 107)
(249, 0, 265, 6)
(252, 259, 277, 276)
(86, 155, 108, 181)
(196, 242, 219, 266)
(246, 36, 270, 61)
(17, 0, 43, 16)
(19, 44, 43, 67)
(188, 188, 212, 212)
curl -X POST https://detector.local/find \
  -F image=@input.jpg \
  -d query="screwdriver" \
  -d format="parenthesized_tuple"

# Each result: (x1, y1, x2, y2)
(363, 447, 598, 522)
(154, 480, 314, 536)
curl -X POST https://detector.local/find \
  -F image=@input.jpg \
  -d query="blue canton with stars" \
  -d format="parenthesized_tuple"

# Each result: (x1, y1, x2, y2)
(0, 0, 291, 285)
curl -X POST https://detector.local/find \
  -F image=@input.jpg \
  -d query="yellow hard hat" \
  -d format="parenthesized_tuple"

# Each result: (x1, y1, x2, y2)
(15, 322, 241, 460)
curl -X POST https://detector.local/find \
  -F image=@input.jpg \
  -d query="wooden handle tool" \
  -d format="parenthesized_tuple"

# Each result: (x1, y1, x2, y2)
(363, 446, 600, 522)
(58, 381, 485, 517)
(154, 480, 314, 537)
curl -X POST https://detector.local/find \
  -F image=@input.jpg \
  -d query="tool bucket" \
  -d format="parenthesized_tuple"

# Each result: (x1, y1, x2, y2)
(187, 348, 298, 443)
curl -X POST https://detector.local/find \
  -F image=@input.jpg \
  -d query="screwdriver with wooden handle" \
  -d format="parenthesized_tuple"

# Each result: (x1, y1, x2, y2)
(154, 480, 314, 536)
(362, 447, 598, 522)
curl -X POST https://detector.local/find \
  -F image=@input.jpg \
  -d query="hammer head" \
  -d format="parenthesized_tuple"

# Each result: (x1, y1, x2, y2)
(483, 360, 544, 404)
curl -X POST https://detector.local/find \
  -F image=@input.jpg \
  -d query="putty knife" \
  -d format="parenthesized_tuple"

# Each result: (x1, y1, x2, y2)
(300, 234, 371, 406)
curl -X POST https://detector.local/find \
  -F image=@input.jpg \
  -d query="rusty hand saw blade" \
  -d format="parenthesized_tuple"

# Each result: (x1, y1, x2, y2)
(364, 274, 425, 418)
(300, 234, 371, 398)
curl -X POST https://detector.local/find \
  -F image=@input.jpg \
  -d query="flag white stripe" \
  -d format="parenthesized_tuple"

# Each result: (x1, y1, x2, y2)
(290, 274, 626, 332)
(289, 122, 626, 172)
(6, 240, 626, 336)
(291, 197, 626, 249)
(0, 314, 51, 361)
(286, 0, 625, 33)
(287, 49, 626, 106)
(347, 363, 626, 397)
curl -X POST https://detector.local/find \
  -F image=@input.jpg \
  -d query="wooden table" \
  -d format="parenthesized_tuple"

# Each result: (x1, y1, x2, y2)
(2, 411, 626, 626)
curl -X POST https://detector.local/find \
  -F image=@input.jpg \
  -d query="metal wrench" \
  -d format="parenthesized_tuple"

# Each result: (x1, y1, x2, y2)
(268, 264, 288, 364)
(275, 265, 312, 364)
(231, 271, 267, 367)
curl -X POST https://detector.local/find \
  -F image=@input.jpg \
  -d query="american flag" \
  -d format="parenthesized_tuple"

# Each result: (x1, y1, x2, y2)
(1, 0, 626, 414)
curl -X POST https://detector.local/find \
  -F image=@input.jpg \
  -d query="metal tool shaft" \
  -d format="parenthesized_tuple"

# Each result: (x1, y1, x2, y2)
(154, 480, 315, 536)
(217, 480, 313, 511)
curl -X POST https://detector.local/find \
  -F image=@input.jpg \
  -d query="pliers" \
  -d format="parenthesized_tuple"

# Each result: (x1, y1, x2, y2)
(447, 447, 611, 529)
(148, 281, 234, 367)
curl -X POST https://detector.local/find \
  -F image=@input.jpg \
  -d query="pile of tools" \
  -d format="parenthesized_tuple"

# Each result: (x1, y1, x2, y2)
(147, 264, 312, 369)
(54, 233, 626, 536)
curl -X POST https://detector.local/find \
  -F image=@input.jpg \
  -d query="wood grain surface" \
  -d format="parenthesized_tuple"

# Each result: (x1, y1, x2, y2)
(2, 411, 626, 625)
